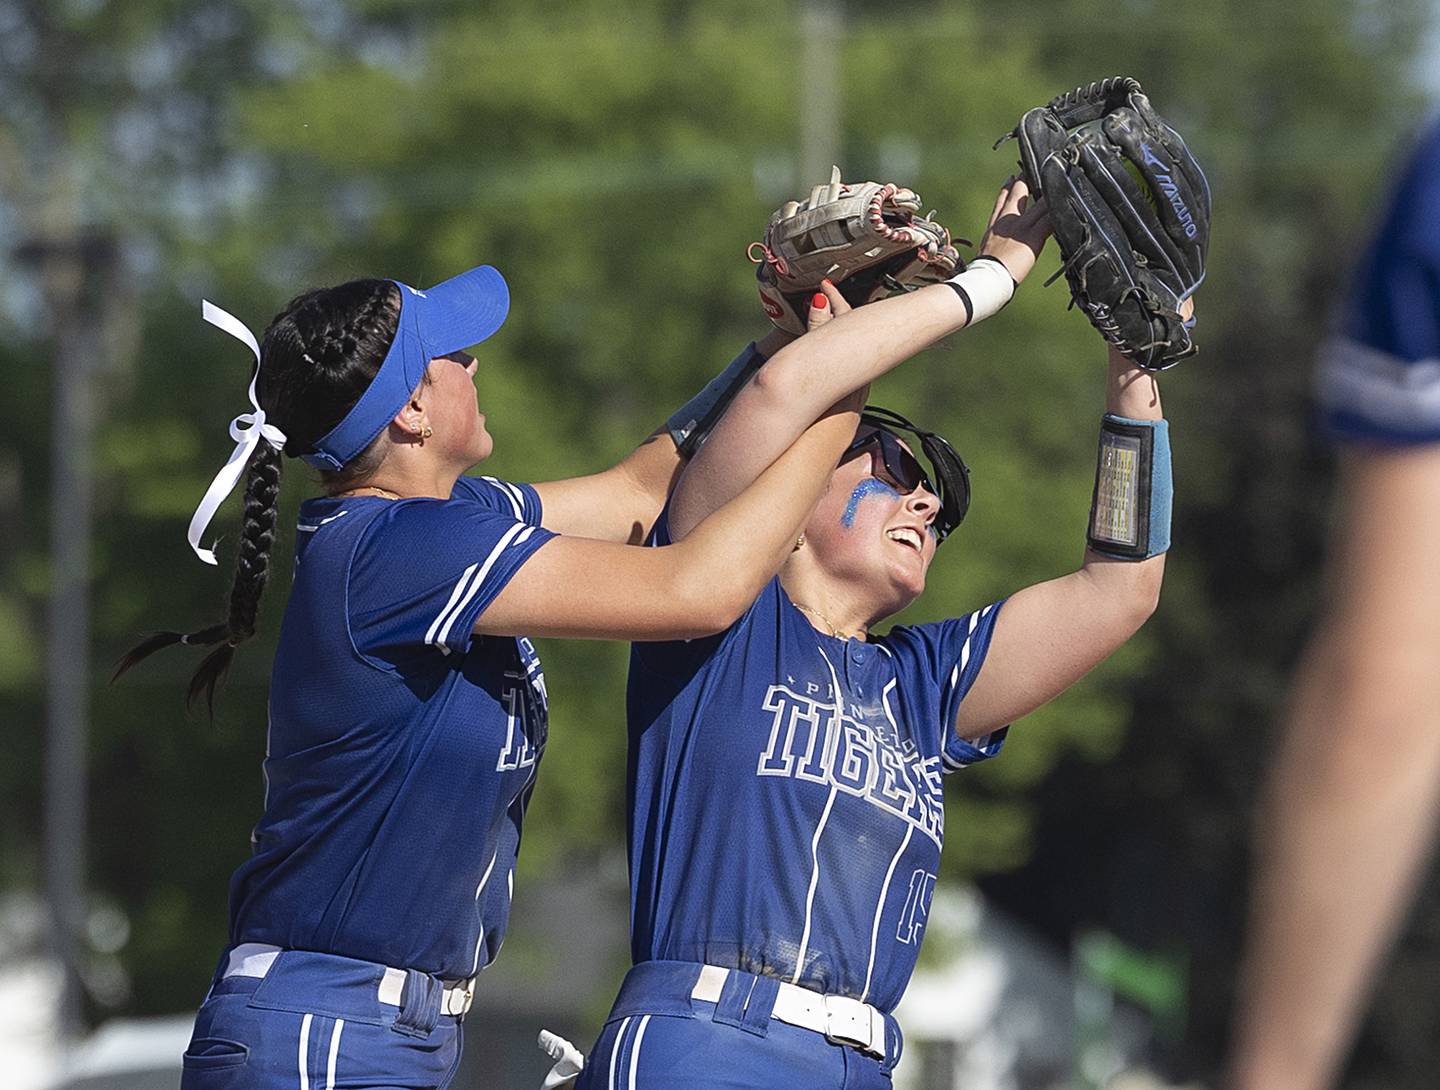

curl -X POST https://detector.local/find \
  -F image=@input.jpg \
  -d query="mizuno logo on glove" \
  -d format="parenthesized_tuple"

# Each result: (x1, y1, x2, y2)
(1141, 142, 1199, 239)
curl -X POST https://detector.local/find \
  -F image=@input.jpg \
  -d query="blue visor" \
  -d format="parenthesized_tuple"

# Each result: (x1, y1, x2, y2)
(302, 265, 510, 470)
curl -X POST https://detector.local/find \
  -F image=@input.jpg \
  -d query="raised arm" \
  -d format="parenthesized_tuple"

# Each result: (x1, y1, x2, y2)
(530, 329, 794, 542)
(669, 178, 1049, 542)
(951, 342, 1170, 738)
(528, 427, 681, 544)
(473, 388, 863, 641)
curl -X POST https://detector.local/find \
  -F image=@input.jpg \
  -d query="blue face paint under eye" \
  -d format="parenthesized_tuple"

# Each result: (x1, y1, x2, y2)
(841, 478, 901, 528)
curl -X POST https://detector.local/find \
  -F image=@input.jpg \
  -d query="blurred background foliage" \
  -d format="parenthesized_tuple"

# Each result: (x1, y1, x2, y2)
(1, 0, 1436, 1084)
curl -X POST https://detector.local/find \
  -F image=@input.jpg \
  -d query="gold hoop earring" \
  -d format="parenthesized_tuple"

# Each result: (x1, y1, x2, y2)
(419, 424, 433, 441)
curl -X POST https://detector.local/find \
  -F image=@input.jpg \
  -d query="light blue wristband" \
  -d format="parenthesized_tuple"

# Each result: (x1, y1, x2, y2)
(1086, 414, 1171, 559)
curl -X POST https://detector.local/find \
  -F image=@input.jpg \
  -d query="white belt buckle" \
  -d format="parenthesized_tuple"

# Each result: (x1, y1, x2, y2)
(821, 994, 875, 1054)
(443, 977, 476, 1017)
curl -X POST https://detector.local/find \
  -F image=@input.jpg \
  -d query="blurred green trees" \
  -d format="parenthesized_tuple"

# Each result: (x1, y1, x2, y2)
(1, 0, 1434, 1082)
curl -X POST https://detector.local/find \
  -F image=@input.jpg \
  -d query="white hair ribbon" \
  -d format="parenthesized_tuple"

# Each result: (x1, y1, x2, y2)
(186, 301, 288, 565)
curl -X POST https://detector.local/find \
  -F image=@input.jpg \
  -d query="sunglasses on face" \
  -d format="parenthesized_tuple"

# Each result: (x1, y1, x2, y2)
(841, 429, 938, 500)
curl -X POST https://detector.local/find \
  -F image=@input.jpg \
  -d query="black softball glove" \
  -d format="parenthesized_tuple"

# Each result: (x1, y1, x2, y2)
(1006, 76, 1210, 370)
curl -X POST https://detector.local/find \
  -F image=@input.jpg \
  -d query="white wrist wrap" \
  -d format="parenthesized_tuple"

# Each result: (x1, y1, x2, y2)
(945, 256, 1016, 326)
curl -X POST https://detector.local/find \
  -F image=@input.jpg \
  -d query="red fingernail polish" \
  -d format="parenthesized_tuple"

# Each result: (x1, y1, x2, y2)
(812, 293, 827, 309)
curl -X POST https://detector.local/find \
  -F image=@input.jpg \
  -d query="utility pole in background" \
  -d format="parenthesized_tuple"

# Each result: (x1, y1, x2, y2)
(7, 2, 138, 1042)
(20, 223, 120, 1043)
(799, 0, 843, 188)
(15, 96, 132, 1050)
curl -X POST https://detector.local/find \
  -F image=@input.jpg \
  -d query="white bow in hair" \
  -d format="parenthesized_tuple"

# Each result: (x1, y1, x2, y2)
(186, 301, 288, 565)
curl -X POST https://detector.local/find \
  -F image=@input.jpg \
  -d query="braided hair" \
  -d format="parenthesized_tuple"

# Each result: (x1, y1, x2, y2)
(113, 279, 403, 714)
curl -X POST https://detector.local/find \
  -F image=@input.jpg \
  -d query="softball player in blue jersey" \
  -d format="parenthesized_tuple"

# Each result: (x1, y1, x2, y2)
(570, 176, 1185, 1088)
(115, 265, 873, 1089)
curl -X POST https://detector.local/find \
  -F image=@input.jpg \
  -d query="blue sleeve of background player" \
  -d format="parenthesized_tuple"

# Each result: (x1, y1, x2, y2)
(347, 480, 554, 669)
(1317, 121, 1440, 445)
(887, 600, 1009, 773)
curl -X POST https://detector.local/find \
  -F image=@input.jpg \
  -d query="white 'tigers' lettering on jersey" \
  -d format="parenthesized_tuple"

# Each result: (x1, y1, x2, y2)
(755, 682, 945, 845)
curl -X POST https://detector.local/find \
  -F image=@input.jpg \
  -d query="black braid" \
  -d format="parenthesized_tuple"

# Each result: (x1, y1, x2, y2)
(184, 441, 283, 714)
(110, 444, 284, 715)
(112, 278, 401, 716)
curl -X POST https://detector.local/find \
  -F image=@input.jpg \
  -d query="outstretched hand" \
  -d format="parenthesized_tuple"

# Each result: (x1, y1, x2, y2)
(978, 176, 1050, 285)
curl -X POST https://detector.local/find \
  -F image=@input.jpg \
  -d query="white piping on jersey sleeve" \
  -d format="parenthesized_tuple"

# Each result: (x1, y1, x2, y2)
(1317, 336, 1440, 435)
(945, 611, 979, 694)
(940, 603, 1002, 771)
(297, 510, 350, 533)
(944, 728, 1004, 770)
(424, 523, 534, 653)
(425, 562, 480, 650)
(480, 475, 527, 520)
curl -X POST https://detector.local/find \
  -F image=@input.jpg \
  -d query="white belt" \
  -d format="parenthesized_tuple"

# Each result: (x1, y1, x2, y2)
(689, 965, 888, 1059)
(223, 942, 476, 1018)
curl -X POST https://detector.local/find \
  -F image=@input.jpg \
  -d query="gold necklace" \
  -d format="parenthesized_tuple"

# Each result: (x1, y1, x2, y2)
(336, 485, 402, 500)
(792, 601, 863, 642)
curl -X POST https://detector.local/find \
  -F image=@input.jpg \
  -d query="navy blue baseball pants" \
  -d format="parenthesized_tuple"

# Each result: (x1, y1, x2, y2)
(180, 950, 463, 1090)
(574, 961, 899, 1090)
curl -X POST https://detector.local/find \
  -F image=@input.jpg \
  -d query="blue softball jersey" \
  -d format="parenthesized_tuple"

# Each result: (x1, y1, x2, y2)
(226, 475, 554, 981)
(625, 511, 1007, 1014)
(1318, 121, 1440, 444)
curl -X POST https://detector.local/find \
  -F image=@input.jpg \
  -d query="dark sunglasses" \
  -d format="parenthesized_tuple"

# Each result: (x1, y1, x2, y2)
(841, 429, 937, 499)
(849, 408, 971, 543)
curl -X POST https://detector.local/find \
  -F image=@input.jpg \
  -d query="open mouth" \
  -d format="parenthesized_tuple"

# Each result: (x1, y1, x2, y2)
(886, 526, 924, 551)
